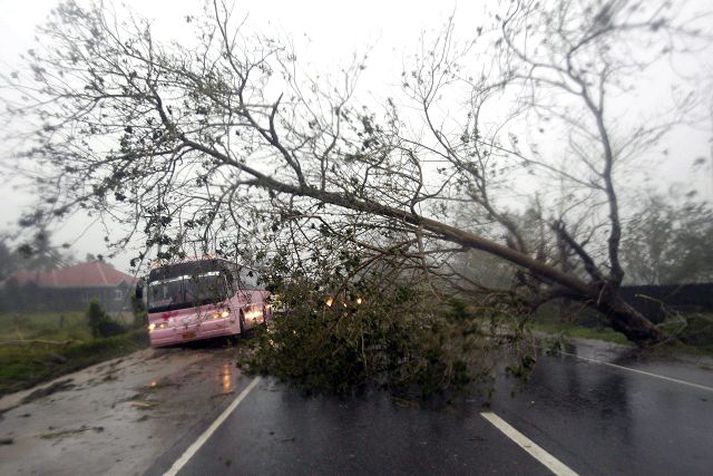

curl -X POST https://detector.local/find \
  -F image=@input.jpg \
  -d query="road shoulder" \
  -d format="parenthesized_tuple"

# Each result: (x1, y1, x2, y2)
(0, 346, 244, 476)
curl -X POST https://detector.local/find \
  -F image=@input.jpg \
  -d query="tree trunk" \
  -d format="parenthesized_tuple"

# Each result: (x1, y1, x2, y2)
(284, 180, 666, 344)
(592, 290, 665, 345)
(180, 149, 666, 345)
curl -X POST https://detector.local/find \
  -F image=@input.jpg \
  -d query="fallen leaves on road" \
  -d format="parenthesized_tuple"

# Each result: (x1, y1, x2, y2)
(39, 425, 104, 440)
(21, 379, 76, 404)
(129, 400, 160, 409)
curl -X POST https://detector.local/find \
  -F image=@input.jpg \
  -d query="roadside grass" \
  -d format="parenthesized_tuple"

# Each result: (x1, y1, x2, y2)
(529, 321, 630, 346)
(648, 340, 713, 360)
(529, 313, 713, 359)
(0, 311, 91, 343)
(0, 311, 148, 396)
(652, 314, 713, 359)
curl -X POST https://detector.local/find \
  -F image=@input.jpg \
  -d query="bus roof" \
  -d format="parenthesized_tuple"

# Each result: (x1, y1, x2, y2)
(147, 259, 235, 282)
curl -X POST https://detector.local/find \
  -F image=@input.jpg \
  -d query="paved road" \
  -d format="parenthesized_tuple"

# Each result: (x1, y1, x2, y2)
(489, 342, 713, 475)
(146, 341, 713, 475)
(0, 346, 243, 476)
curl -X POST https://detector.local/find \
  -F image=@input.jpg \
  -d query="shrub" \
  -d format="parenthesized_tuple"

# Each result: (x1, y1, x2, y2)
(659, 313, 713, 347)
(86, 300, 125, 338)
(242, 275, 515, 399)
(130, 293, 148, 329)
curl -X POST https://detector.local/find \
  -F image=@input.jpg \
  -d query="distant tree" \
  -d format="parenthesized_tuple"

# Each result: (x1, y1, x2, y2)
(622, 193, 713, 285)
(0, 229, 73, 279)
(15, 227, 70, 271)
(0, 239, 19, 281)
(86, 299, 124, 338)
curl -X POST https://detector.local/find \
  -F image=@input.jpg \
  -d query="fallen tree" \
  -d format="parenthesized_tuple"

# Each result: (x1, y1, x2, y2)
(3, 0, 711, 344)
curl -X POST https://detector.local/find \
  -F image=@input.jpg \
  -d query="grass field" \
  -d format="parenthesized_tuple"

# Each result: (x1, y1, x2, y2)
(530, 314, 713, 358)
(0, 311, 148, 396)
(529, 321, 631, 346)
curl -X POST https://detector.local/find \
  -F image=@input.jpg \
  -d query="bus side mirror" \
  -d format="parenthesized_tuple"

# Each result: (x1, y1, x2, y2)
(135, 283, 144, 300)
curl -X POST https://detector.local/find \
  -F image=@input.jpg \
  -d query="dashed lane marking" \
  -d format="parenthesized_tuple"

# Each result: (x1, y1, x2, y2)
(481, 411, 578, 476)
(559, 351, 713, 393)
(163, 376, 262, 476)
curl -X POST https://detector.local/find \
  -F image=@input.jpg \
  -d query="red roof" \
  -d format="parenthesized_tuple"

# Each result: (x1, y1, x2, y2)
(6, 261, 137, 289)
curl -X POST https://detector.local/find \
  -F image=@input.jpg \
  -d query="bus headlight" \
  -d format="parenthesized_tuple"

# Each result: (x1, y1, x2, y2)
(148, 323, 156, 332)
(213, 310, 230, 319)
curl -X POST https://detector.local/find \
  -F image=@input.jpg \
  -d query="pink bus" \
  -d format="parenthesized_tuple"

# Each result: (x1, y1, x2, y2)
(143, 258, 271, 347)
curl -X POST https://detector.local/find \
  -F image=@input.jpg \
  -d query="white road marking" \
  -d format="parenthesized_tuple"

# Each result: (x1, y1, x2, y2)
(163, 376, 262, 476)
(481, 412, 578, 476)
(558, 351, 713, 393)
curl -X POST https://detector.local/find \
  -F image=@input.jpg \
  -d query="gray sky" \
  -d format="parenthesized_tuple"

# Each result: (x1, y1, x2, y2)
(1, 0, 711, 272)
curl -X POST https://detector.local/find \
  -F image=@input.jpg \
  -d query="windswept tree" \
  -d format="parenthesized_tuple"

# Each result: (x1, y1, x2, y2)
(3, 0, 711, 343)
(622, 192, 713, 285)
(0, 226, 70, 273)
(0, 239, 19, 280)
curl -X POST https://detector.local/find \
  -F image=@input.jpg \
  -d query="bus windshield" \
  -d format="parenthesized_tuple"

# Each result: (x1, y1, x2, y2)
(148, 271, 229, 312)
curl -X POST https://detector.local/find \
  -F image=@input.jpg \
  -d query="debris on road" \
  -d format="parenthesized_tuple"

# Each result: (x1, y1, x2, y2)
(20, 379, 76, 404)
(0, 346, 244, 475)
(39, 425, 104, 440)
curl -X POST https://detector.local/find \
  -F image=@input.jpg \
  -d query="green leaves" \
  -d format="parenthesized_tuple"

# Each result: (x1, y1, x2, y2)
(241, 271, 509, 399)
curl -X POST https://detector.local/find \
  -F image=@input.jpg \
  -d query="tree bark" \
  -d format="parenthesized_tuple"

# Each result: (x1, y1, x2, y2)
(594, 289, 666, 345)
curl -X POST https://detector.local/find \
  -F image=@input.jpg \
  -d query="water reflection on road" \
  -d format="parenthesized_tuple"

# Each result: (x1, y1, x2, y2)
(221, 362, 235, 394)
(0, 344, 243, 476)
(491, 340, 713, 475)
(166, 339, 713, 476)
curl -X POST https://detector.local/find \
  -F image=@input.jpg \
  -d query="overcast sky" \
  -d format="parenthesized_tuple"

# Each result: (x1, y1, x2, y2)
(1, 0, 711, 272)
(0, 0, 479, 270)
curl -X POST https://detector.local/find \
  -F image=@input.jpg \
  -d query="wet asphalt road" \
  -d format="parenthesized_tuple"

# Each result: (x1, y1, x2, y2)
(147, 342, 713, 476)
(488, 345, 713, 475)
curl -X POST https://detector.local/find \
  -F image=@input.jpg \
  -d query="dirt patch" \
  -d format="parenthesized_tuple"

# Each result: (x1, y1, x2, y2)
(21, 379, 76, 404)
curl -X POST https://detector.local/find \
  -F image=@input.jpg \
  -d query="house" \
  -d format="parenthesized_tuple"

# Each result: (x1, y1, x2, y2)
(0, 260, 138, 312)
